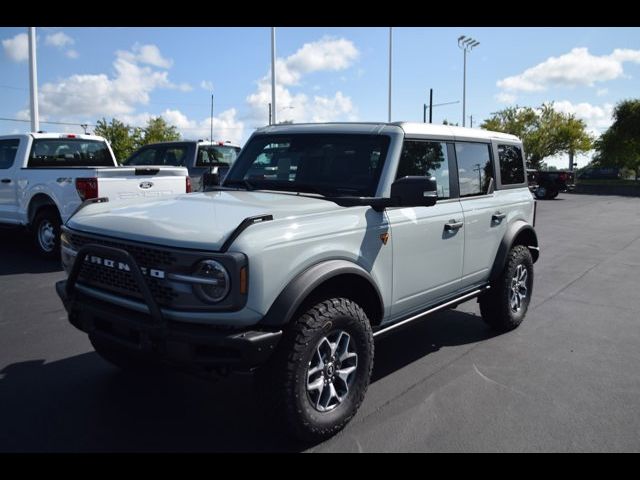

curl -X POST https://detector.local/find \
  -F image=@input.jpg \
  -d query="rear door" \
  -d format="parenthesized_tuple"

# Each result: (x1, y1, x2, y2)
(387, 139, 464, 319)
(0, 138, 21, 223)
(455, 141, 507, 288)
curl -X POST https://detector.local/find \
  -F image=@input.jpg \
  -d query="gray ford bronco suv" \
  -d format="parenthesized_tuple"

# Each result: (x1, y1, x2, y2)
(56, 122, 539, 442)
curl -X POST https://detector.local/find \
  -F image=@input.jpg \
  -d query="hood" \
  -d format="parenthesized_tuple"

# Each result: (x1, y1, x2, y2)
(67, 190, 339, 251)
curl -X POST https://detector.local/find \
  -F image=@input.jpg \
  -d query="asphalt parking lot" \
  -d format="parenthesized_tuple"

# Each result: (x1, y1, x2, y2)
(1, 193, 639, 452)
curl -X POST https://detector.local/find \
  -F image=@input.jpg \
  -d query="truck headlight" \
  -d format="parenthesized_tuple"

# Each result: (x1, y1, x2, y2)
(192, 260, 230, 303)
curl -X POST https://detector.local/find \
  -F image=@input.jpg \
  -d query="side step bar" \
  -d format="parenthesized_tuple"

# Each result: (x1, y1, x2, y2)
(373, 286, 490, 338)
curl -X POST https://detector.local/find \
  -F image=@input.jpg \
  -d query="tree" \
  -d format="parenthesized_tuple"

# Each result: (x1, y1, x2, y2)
(593, 99, 640, 180)
(481, 103, 593, 169)
(94, 118, 140, 163)
(141, 116, 181, 144)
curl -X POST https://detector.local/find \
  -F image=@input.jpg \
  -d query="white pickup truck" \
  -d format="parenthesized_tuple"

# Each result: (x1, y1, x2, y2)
(0, 132, 190, 257)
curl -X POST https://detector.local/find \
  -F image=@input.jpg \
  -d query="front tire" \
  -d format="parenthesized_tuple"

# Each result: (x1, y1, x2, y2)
(255, 298, 374, 443)
(480, 245, 534, 332)
(32, 208, 61, 259)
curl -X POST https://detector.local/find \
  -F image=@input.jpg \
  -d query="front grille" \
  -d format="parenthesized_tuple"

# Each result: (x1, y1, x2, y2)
(69, 232, 178, 307)
(68, 233, 177, 268)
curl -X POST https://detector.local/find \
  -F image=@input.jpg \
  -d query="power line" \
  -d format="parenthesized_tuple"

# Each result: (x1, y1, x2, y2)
(0, 117, 97, 127)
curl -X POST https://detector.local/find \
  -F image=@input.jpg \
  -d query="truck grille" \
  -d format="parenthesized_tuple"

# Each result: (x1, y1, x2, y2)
(68, 232, 178, 306)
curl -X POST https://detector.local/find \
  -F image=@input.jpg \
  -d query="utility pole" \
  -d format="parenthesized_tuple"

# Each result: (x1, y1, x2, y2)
(423, 104, 427, 123)
(429, 88, 433, 124)
(388, 27, 392, 122)
(268, 103, 272, 126)
(469, 115, 473, 128)
(271, 27, 277, 125)
(28, 27, 39, 132)
(210, 93, 214, 142)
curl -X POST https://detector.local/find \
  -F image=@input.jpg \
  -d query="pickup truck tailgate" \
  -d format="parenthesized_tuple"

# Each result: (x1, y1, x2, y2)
(96, 166, 189, 202)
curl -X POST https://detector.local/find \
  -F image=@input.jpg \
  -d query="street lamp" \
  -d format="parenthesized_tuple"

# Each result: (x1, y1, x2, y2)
(458, 35, 480, 127)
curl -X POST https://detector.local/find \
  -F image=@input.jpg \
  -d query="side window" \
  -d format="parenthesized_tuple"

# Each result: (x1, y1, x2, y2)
(396, 140, 450, 199)
(0, 139, 20, 169)
(455, 142, 493, 197)
(498, 144, 525, 185)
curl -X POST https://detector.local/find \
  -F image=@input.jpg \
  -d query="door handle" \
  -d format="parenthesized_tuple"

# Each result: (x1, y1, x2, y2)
(445, 220, 464, 231)
(492, 211, 506, 222)
(1, 178, 11, 184)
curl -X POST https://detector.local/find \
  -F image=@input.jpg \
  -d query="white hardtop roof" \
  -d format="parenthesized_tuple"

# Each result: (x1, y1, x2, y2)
(253, 121, 520, 142)
(0, 132, 107, 141)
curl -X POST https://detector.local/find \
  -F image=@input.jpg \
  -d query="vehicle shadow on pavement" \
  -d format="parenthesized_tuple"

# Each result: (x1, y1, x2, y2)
(372, 308, 499, 382)
(0, 309, 497, 452)
(0, 230, 62, 275)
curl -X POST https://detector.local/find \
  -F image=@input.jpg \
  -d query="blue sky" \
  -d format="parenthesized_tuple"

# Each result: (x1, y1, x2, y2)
(1, 27, 639, 167)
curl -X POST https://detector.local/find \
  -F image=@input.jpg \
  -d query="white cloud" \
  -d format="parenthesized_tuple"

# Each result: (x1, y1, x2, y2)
(35, 45, 178, 118)
(552, 100, 614, 135)
(66, 49, 79, 59)
(495, 92, 517, 104)
(118, 43, 173, 69)
(45, 32, 74, 48)
(246, 36, 359, 126)
(497, 47, 640, 93)
(2, 33, 28, 62)
(596, 88, 608, 96)
(200, 80, 214, 91)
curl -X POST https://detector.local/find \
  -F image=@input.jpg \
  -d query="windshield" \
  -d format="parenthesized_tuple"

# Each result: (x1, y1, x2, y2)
(224, 134, 390, 197)
(28, 139, 113, 167)
(124, 145, 189, 166)
(197, 145, 240, 167)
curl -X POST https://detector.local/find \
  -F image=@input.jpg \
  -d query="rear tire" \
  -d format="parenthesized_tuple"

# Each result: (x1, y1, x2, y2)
(32, 208, 61, 259)
(480, 245, 534, 332)
(255, 297, 374, 443)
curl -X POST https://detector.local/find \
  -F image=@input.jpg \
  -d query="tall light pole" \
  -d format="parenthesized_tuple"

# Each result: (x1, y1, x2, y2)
(210, 93, 214, 141)
(457, 35, 479, 127)
(271, 27, 277, 125)
(28, 27, 39, 132)
(388, 27, 393, 122)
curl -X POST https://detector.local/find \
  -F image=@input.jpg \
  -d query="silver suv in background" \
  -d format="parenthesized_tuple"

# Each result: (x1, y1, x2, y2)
(56, 122, 538, 442)
(123, 140, 241, 191)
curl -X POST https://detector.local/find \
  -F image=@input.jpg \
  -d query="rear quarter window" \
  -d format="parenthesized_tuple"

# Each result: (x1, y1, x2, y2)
(0, 139, 20, 169)
(498, 144, 525, 185)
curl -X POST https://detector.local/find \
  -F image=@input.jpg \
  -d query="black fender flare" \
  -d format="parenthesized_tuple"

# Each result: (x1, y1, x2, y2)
(490, 221, 539, 282)
(259, 259, 384, 328)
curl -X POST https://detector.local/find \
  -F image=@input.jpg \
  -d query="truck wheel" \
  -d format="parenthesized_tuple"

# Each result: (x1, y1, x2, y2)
(550, 189, 559, 199)
(480, 245, 534, 332)
(255, 298, 374, 443)
(32, 208, 61, 259)
(534, 186, 547, 199)
(89, 334, 158, 372)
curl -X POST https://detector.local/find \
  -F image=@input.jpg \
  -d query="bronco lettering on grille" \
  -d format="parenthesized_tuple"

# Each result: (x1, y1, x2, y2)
(85, 255, 165, 279)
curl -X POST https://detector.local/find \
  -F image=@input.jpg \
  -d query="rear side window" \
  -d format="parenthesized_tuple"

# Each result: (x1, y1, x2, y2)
(455, 142, 494, 197)
(125, 146, 189, 166)
(28, 139, 113, 167)
(197, 146, 241, 167)
(498, 144, 525, 185)
(0, 139, 19, 169)
(397, 140, 450, 199)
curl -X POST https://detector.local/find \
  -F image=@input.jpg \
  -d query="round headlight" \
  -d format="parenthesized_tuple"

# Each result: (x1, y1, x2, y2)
(192, 260, 230, 303)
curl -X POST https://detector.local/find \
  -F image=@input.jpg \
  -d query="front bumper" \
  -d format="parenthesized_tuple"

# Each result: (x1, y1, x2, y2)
(56, 241, 281, 369)
(57, 280, 281, 368)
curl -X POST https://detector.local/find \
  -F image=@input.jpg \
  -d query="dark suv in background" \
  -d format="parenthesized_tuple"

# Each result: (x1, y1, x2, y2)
(527, 169, 575, 199)
(123, 140, 241, 191)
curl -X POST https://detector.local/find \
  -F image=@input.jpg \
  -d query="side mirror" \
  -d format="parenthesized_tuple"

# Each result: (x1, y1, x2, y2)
(390, 176, 438, 208)
(202, 172, 220, 190)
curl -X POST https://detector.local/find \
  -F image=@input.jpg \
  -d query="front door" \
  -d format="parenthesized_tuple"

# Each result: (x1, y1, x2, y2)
(0, 139, 20, 223)
(387, 140, 464, 320)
